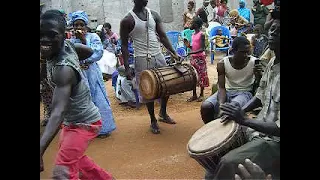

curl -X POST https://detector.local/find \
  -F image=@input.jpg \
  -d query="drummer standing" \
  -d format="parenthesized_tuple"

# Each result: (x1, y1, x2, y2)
(205, 15, 280, 180)
(120, 0, 179, 134)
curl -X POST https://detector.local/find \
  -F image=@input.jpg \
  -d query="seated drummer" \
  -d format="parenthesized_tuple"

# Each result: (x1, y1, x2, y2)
(205, 15, 280, 180)
(200, 36, 263, 124)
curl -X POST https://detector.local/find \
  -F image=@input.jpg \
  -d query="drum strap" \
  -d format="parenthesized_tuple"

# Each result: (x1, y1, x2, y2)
(146, 8, 151, 69)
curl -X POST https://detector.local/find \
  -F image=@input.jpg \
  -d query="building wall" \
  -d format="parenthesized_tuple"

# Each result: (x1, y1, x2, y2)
(40, 0, 254, 34)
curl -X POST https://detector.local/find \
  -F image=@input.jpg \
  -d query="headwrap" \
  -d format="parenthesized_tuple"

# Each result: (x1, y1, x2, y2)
(71, 10, 89, 25)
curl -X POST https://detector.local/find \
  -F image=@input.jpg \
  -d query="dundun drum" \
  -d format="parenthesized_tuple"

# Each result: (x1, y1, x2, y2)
(139, 64, 198, 100)
(187, 119, 247, 173)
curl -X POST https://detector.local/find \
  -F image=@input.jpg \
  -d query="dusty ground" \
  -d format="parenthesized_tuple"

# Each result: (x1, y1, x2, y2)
(40, 53, 224, 179)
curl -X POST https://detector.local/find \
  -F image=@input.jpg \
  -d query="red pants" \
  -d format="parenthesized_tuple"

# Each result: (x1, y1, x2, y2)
(53, 120, 113, 180)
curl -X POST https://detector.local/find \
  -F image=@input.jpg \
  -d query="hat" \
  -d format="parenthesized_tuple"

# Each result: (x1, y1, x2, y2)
(204, 0, 210, 3)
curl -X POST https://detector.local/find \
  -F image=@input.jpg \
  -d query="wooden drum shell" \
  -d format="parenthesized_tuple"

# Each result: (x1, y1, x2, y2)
(139, 64, 198, 100)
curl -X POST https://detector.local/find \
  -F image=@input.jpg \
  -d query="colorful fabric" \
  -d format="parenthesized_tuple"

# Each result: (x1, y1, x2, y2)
(190, 55, 209, 88)
(252, 34, 268, 58)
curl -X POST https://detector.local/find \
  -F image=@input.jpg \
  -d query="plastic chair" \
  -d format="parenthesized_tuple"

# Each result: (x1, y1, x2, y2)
(209, 26, 231, 64)
(181, 29, 194, 53)
(164, 46, 186, 64)
(166, 31, 182, 50)
(176, 46, 187, 57)
(206, 22, 221, 36)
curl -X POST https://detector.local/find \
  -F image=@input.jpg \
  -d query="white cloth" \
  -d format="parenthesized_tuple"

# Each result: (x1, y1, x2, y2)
(115, 75, 136, 103)
(97, 50, 117, 75)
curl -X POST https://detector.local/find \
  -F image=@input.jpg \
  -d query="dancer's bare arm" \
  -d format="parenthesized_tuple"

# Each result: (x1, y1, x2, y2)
(40, 66, 78, 156)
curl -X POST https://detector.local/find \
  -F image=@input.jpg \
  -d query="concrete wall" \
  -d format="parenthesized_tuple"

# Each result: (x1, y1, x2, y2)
(40, 0, 254, 34)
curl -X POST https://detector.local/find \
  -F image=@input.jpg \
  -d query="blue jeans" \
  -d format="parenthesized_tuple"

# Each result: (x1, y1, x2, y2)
(205, 90, 253, 119)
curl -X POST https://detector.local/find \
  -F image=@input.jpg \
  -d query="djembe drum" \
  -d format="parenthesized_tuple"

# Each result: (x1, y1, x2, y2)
(187, 118, 247, 172)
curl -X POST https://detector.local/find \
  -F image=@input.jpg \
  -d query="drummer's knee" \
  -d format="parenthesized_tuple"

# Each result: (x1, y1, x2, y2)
(201, 101, 215, 124)
(214, 155, 237, 179)
(220, 154, 235, 166)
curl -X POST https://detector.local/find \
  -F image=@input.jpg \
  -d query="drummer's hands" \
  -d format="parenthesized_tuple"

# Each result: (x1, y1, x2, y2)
(170, 52, 181, 63)
(235, 159, 272, 180)
(220, 103, 246, 125)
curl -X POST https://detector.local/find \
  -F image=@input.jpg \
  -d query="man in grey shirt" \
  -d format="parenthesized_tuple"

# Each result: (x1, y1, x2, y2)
(40, 10, 113, 179)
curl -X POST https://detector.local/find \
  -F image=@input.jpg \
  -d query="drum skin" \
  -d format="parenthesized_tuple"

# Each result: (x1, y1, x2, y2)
(187, 118, 246, 172)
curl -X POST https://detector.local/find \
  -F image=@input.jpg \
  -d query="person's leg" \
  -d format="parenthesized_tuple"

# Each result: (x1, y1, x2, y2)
(146, 101, 161, 134)
(135, 56, 160, 133)
(210, 137, 280, 180)
(53, 121, 113, 180)
(187, 57, 199, 102)
(187, 87, 198, 102)
(154, 53, 176, 125)
(159, 96, 176, 124)
(200, 92, 221, 124)
(229, 91, 253, 108)
(78, 156, 113, 180)
(196, 55, 209, 102)
(197, 87, 205, 102)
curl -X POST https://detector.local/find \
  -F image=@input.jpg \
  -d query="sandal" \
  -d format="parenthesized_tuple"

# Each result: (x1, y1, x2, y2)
(158, 114, 176, 124)
(187, 96, 198, 102)
(97, 133, 111, 139)
(150, 124, 160, 134)
(196, 96, 204, 102)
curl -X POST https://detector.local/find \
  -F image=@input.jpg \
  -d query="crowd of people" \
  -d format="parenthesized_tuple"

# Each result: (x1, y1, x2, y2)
(40, 0, 280, 179)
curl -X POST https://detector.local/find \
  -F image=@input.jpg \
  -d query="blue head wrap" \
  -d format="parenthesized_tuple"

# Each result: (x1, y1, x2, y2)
(71, 10, 89, 25)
